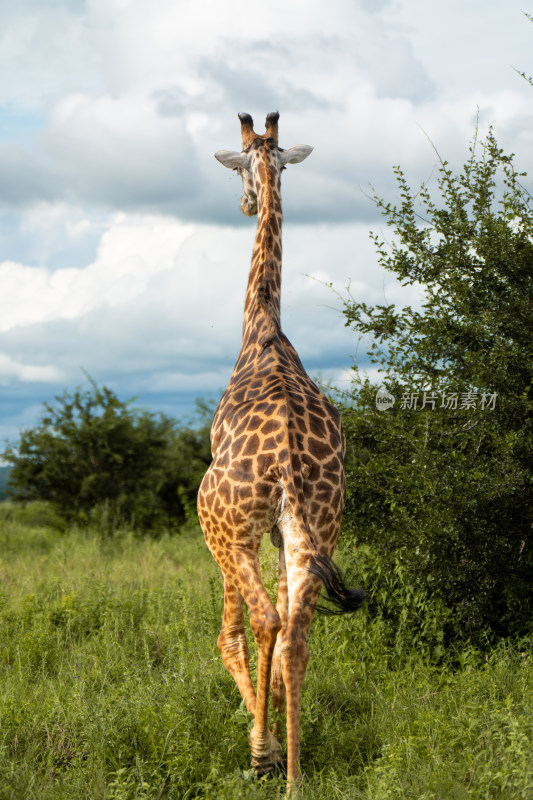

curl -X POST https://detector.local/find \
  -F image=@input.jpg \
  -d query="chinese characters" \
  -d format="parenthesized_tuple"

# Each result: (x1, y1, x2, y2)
(398, 391, 498, 411)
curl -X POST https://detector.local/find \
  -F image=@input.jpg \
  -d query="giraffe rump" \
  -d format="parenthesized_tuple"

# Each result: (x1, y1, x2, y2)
(308, 554, 366, 615)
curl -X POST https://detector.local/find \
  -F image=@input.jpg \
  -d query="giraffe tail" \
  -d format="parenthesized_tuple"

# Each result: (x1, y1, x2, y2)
(278, 462, 366, 616)
(279, 424, 366, 615)
(307, 553, 366, 615)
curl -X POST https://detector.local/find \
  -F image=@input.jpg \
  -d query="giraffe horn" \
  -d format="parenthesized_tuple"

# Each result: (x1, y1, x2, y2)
(265, 111, 279, 144)
(238, 112, 255, 149)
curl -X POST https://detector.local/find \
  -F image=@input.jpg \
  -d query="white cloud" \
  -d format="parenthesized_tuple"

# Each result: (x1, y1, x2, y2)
(2, 0, 532, 224)
(43, 91, 200, 209)
(0, 354, 63, 384)
(383, 0, 532, 97)
(83, 0, 390, 96)
(0, 0, 441, 217)
(1, 0, 533, 442)
(16, 202, 106, 266)
(0, 209, 414, 406)
(0, 1, 101, 109)
(0, 213, 195, 332)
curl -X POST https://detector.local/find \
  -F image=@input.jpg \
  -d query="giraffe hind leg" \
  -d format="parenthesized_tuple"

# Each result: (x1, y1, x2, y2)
(217, 575, 257, 717)
(281, 561, 323, 793)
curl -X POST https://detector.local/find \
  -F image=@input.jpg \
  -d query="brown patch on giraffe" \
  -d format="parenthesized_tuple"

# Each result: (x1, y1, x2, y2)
(201, 487, 215, 506)
(246, 414, 263, 431)
(257, 453, 275, 474)
(290, 401, 305, 417)
(242, 434, 260, 457)
(231, 435, 247, 458)
(261, 419, 281, 435)
(218, 480, 232, 505)
(217, 451, 230, 470)
(256, 401, 277, 416)
(309, 413, 327, 438)
(228, 459, 254, 482)
(331, 488, 342, 508)
(294, 415, 308, 435)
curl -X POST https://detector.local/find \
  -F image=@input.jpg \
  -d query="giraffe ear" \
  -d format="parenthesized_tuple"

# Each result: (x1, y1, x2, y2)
(279, 145, 313, 166)
(214, 150, 251, 170)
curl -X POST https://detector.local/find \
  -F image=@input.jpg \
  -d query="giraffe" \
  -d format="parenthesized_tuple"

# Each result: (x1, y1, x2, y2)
(197, 111, 365, 792)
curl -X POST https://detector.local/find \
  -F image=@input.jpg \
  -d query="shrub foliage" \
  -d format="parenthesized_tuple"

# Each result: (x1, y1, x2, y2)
(339, 129, 533, 643)
(2, 381, 212, 531)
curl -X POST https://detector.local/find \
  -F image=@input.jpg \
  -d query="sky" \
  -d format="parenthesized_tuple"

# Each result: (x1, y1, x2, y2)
(1, 0, 533, 447)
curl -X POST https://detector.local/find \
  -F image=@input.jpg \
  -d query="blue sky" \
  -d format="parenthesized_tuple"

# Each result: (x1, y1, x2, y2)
(1, 0, 533, 448)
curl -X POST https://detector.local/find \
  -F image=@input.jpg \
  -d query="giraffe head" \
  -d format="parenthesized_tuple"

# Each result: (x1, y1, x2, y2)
(215, 112, 313, 216)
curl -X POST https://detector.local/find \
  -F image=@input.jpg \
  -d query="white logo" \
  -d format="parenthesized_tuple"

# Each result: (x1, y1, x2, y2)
(375, 388, 395, 411)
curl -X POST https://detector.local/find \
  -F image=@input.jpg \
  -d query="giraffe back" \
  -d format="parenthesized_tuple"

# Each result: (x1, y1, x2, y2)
(201, 328, 345, 555)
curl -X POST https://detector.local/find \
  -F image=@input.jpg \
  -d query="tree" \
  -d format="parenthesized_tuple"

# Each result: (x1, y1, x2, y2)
(338, 129, 533, 645)
(2, 381, 213, 532)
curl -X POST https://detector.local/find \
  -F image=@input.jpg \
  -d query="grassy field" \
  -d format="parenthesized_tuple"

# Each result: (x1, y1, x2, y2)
(1, 502, 532, 799)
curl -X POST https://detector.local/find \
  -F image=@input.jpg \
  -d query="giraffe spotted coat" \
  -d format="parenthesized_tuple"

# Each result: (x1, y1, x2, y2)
(197, 112, 364, 792)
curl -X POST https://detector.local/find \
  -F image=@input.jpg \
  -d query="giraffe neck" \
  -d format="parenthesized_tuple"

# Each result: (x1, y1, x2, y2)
(242, 147, 283, 346)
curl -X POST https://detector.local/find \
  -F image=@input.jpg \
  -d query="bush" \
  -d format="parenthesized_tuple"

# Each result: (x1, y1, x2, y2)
(339, 129, 533, 644)
(2, 381, 213, 533)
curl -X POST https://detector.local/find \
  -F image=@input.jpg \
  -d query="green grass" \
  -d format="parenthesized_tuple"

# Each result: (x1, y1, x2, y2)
(0, 502, 532, 799)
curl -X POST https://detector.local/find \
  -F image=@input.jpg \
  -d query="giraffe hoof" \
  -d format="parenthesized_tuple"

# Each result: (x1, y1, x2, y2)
(253, 758, 287, 778)
(250, 729, 284, 774)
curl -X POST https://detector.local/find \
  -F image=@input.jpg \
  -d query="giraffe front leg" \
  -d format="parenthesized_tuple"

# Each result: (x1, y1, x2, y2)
(217, 576, 256, 716)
